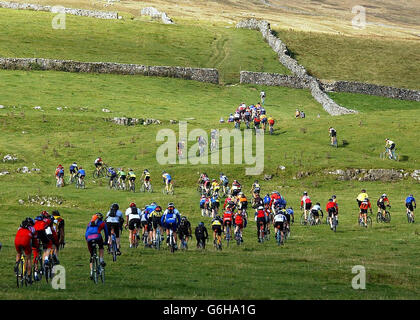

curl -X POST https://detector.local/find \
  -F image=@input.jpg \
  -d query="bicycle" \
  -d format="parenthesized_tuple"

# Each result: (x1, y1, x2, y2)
(108, 229, 118, 262)
(215, 233, 222, 251)
(44, 252, 55, 284)
(269, 125, 274, 135)
(169, 228, 176, 253)
(300, 211, 315, 226)
(140, 181, 153, 193)
(33, 250, 44, 282)
(358, 215, 372, 228)
(76, 176, 85, 189)
(234, 230, 242, 246)
(15, 255, 28, 288)
(130, 223, 140, 248)
(407, 210, 415, 223)
(258, 221, 265, 243)
(275, 227, 284, 246)
(91, 240, 105, 284)
(67, 173, 76, 185)
(92, 164, 109, 179)
(56, 177, 64, 188)
(109, 178, 118, 190)
(376, 207, 391, 223)
(197, 238, 206, 249)
(331, 136, 338, 148)
(162, 183, 174, 195)
(331, 214, 338, 232)
(155, 227, 162, 250)
(180, 234, 188, 250)
(380, 148, 399, 161)
(117, 179, 127, 191)
(142, 228, 149, 247)
(225, 225, 231, 247)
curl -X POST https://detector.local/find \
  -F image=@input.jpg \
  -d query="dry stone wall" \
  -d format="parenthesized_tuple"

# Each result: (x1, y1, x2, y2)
(236, 18, 357, 116)
(0, 57, 219, 84)
(141, 6, 174, 24)
(0, 1, 119, 19)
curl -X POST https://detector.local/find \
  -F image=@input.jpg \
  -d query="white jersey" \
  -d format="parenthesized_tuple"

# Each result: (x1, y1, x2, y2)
(125, 207, 142, 222)
(105, 209, 123, 224)
(260, 91, 265, 98)
(274, 213, 286, 223)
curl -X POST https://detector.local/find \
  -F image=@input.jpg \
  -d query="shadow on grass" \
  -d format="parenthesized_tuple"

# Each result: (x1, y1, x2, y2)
(399, 155, 409, 162)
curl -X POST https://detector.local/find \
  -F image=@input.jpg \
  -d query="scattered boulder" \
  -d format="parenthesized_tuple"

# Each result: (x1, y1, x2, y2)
(17, 166, 41, 173)
(57, 107, 62, 111)
(33, 106, 42, 110)
(27, 195, 64, 206)
(264, 174, 273, 181)
(0, 105, 4, 109)
(141, 7, 174, 24)
(170, 120, 178, 124)
(0, 171, 10, 176)
(412, 170, 420, 181)
(143, 118, 161, 125)
(102, 108, 111, 113)
(2, 154, 18, 162)
(18, 199, 24, 205)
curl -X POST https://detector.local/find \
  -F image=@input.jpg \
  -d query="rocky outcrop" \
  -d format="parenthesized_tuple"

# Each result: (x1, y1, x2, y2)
(0, 1, 119, 19)
(236, 19, 357, 116)
(0, 58, 219, 84)
(106, 117, 162, 126)
(141, 7, 174, 24)
(326, 169, 416, 181)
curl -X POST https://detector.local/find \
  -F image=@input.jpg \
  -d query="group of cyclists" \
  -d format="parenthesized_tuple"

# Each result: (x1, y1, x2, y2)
(227, 102, 275, 134)
(14, 210, 65, 284)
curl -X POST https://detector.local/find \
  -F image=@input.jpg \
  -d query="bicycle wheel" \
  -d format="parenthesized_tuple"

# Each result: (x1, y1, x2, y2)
(366, 216, 372, 228)
(376, 212, 382, 223)
(92, 256, 98, 284)
(385, 211, 391, 223)
(100, 263, 105, 284)
(379, 152, 385, 160)
(112, 239, 117, 262)
(300, 213, 306, 226)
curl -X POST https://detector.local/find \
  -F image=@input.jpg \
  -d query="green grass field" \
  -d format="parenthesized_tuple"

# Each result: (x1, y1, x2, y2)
(0, 7, 419, 300)
(0, 8, 290, 84)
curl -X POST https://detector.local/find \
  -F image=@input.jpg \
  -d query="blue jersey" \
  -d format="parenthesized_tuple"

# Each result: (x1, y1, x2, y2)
(144, 205, 157, 219)
(163, 173, 172, 182)
(406, 196, 416, 204)
(161, 209, 180, 230)
(263, 195, 271, 205)
(286, 208, 294, 215)
(274, 196, 287, 209)
(78, 169, 86, 176)
(85, 220, 108, 243)
(108, 169, 116, 177)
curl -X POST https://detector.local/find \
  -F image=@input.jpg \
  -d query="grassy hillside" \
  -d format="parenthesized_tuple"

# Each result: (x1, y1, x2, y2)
(0, 69, 420, 299)
(0, 8, 290, 84)
(274, 29, 420, 90)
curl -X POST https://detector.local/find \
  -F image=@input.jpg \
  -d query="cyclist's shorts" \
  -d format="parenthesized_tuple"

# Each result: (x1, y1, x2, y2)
(129, 177, 136, 181)
(87, 238, 104, 256)
(141, 221, 151, 231)
(328, 208, 337, 217)
(390, 143, 395, 150)
(166, 179, 172, 184)
(311, 209, 319, 217)
(70, 169, 76, 174)
(95, 163, 101, 168)
(165, 222, 177, 232)
(212, 225, 222, 235)
(223, 219, 232, 227)
(129, 219, 141, 231)
(152, 216, 162, 229)
(145, 176, 150, 182)
(109, 175, 117, 181)
(177, 228, 190, 238)
(106, 222, 120, 238)
(406, 203, 414, 211)
(58, 172, 64, 178)
(120, 175, 126, 181)
(235, 222, 243, 229)
(37, 230, 53, 249)
(15, 237, 32, 255)
(257, 217, 266, 227)
(377, 203, 386, 210)
(305, 202, 312, 210)
(274, 221, 285, 231)
(79, 175, 85, 178)
(360, 209, 368, 214)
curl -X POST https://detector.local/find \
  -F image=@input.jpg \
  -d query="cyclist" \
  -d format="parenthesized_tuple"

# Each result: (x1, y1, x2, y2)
(210, 129, 218, 151)
(255, 205, 267, 242)
(260, 90, 266, 105)
(161, 203, 181, 249)
(405, 194, 416, 222)
(76, 166, 86, 186)
(178, 216, 192, 249)
(211, 179, 220, 195)
(124, 202, 142, 248)
(211, 193, 220, 217)
(377, 194, 391, 220)
(105, 203, 123, 255)
(149, 205, 163, 247)
(231, 180, 242, 197)
(14, 217, 36, 284)
(219, 173, 229, 195)
(52, 210, 65, 249)
(273, 208, 286, 244)
(253, 115, 261, 131)
(310, 202, 323, 225)
(268, 116, 275, 133)
(287, 207, 295, 224)
(34, 211, 59, 268)
(55, 164, 64, 186)
(108, 167, 117, 188)
(329, 127, 337, 146)
(211, 215, 223, 247)
(117, 168, 127, 189)
(69, 162, 78, 182)
(195, 222, 209, 249)
(141, 202, 156, 247)
(85, 213, 108, 279)
(237, 192, 248, 216)
(385, 139, 396, 159)
(250, 180, 261, 197)
(326, 199, 338, 229)
(234, 210, 245, 243)
(140, 169, 151, 191)
(300, 191, 312, 222)
(162, 171, 173, 193)
(359, 198, 372, 227)
(357, 189, 369, 209)
(94, 157, 104, 174)
(222, 208, 234, 240)
(127, 169, 136, 190)
(260, 114, 267, 131)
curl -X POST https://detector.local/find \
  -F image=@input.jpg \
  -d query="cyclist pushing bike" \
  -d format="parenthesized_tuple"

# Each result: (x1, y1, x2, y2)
(385, 139, 397, 160)
(405, 194, 416, 223)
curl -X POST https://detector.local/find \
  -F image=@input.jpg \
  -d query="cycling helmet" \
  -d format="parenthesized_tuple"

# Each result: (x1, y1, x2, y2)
(199, 222, 204, 227)
(361, 189, 366, 193)
(212, 179, 216, 182)
(34, 216, 43, 221)
(129, 202, 136, 208)
(382, 194, 387, 198)
(111, 203, 119, 210)
(91, 214, 99, 223)
(303, 191, 308, 195)
(41, 210, 49, 217)
(155, 206, 162, 212)
(96, 212, 103, 220)
(410, 194, 414, 197)
(316, 202, 320, 206)
(52, 210, 60, 216)
(332, 195, 336, 199)
(162, 171, 166, 174)
(328, 199, 333, 202)
(150, 202, 157, 206)
(128, 168, 133, 171)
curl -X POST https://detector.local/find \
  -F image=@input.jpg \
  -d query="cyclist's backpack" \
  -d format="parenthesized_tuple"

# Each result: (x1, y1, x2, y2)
(131, 207, 138, 215)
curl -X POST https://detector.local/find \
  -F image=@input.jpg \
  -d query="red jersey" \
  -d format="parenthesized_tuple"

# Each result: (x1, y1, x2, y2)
(223, 211, 233, 222)
(301, 196, 312, 207)
(15, 227, 35, 255)
(235, 213, 244, 225)
(360, 201, 371, 210)
(326, 201, 338, 213)
(257, 209, 265, 219)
